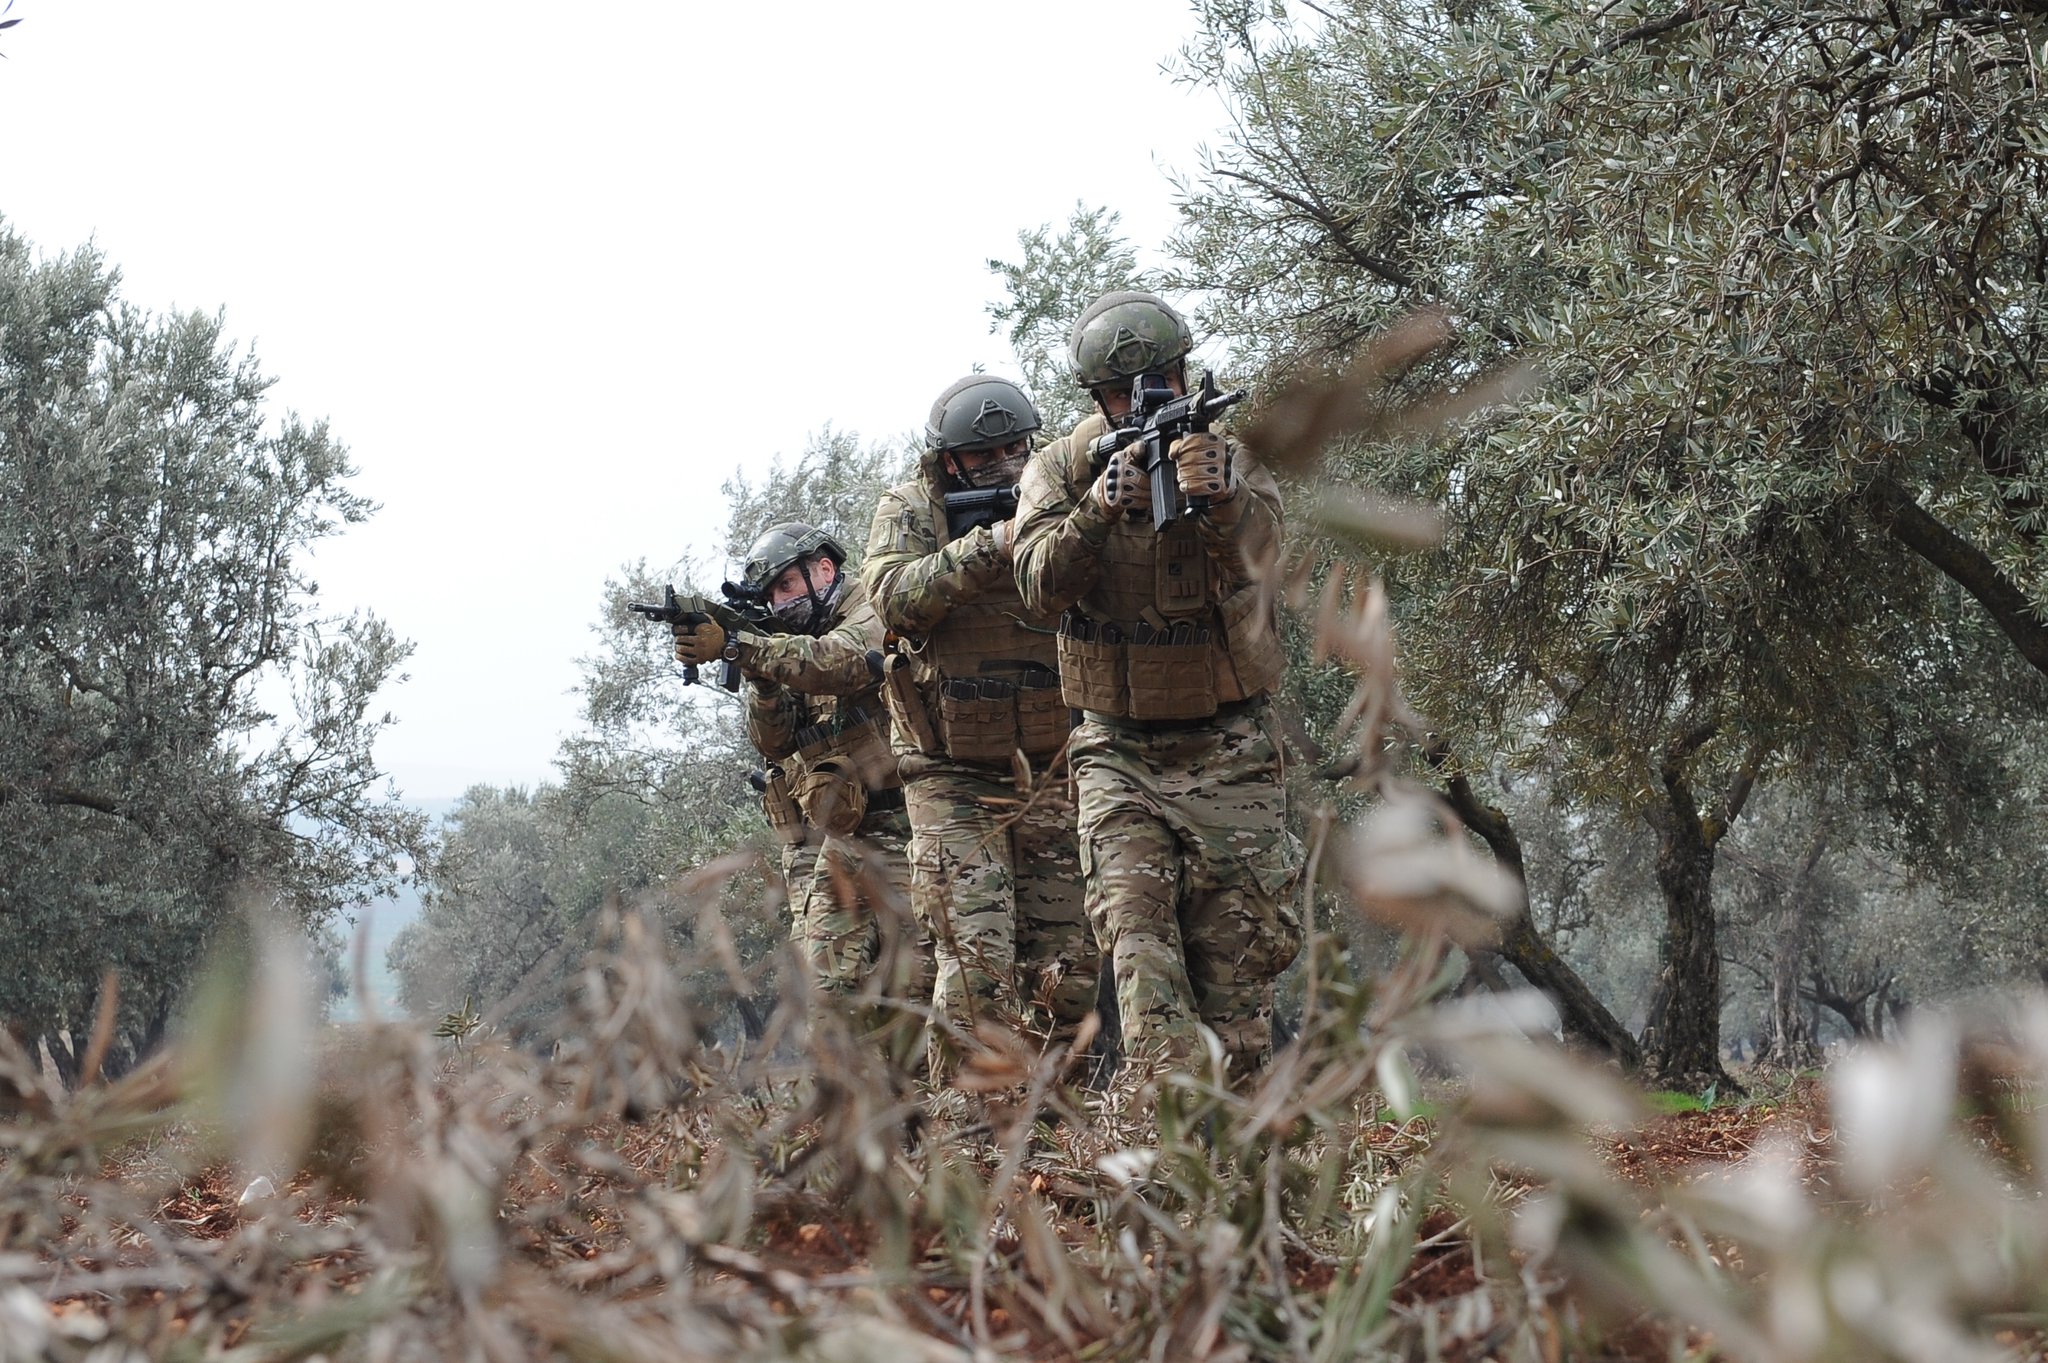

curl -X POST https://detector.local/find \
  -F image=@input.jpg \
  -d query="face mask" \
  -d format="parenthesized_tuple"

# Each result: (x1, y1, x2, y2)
(985, 446, 1032, 486)
(951, 445, 1032, 490)
(769, 567, 843, 635)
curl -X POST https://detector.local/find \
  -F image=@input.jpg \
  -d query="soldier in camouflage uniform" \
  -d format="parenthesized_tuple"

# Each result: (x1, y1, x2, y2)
(1012, 292, 1304, 1079)
(672, 523, 926, 1017)
(866, 375, 1101, 1077)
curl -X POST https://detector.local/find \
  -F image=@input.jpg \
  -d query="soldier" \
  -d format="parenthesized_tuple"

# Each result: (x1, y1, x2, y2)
(866, 375, 1101, 1077)
(671, 522, 924, 1025)
(1011, 291, 1304, 1079)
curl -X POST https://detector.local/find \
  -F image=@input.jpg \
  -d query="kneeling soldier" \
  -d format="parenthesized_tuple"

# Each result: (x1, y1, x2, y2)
(867, 376, 1101, 1077)
(673, 521, 926, 1020)
(1012, 292, 1304, 1079)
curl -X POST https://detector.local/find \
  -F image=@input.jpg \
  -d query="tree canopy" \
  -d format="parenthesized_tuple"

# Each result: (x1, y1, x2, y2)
(1141, 0, 2048, 1082)
(0, 220, 422, 1073)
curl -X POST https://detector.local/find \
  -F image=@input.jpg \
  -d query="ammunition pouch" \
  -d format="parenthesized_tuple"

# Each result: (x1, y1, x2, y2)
(793, 758, 867, 837)
(760, 765, 806, 846)
(1127, 636, 1216, 721)
(1056, 614, 1128, 715)
(1058, 611, 1218, 721)
(1014, 672, 1069, 757)
(930, 669, 1069, 764)
(938, 676, 1018, 764)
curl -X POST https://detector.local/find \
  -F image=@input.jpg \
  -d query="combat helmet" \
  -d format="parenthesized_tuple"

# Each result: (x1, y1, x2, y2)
(924, 374, 1041, 487)
(1068, 290, 1194, 390)
(926, 375, 1041, 453)
(737, 520, 848, 635)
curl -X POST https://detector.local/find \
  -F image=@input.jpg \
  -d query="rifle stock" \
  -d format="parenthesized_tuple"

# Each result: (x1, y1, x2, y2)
(942, 485, 1020, 540)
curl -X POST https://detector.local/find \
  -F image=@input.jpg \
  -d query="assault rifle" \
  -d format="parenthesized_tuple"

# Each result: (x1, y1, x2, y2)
(627, 585, 765, 691)
(943, 484, 1019, 540)
(1088, 369, 1245, 533)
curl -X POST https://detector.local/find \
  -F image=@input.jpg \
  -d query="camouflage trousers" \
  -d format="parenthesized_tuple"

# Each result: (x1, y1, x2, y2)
(905, 759, 1100, 1075)
(787, 807, 930, 1032)
(777, 838, 820, 914)
(1073, 701, 1305, 1078)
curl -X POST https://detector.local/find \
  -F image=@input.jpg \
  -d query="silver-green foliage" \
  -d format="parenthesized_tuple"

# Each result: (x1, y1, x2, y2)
(988, 204, 1146, 433)
(1162, 0, 2048, 1075)
(1174, 0, 2048, 782)
(0, 220, 422, 1069)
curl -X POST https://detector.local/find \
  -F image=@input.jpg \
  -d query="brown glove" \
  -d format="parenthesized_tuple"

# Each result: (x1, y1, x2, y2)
(1092, 446, 1153, 520)
(671, 618, 727, 666)
(1170, 432, 1234, 504)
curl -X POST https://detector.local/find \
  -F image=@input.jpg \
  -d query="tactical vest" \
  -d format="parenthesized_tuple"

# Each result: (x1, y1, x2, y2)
(1051, 417, 1287, 722)
(881, 480, 1068, 766)
(780, 692, 902, 835)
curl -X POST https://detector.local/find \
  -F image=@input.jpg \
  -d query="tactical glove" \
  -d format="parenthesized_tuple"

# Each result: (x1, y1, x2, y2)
(1092, 447, 1153, 520)
(1170, 432, 1234, 504)
(991, 518, 1015, 559)
(671, 618, 727, 667)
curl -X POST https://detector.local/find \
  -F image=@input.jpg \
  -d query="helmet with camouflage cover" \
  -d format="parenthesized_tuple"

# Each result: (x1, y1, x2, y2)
(1068, 290, 1194, 390)
(738, 520, 848, 635)
(923, 374, 1041, 488)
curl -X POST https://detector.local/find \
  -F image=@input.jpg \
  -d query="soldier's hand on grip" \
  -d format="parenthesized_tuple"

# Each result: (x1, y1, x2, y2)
(671, 618, 727, 666)
(1093, 446, 1153, 520)
(1170, 432, 1234, 503)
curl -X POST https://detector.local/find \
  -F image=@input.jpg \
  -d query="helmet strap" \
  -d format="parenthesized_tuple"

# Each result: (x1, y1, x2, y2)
(797, 559, 821, 634)
(798, 557, 843, 636)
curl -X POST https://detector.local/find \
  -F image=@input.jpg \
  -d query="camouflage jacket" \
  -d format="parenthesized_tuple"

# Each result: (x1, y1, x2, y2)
(1013, 412, 1288, 718)
(740, 574, 895, 789)
(864, 478, 1012, 640)
(866, 470, 1064, 767)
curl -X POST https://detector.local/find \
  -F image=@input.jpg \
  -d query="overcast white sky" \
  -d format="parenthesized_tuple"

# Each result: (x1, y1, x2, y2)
(0, 2, 1230, 801)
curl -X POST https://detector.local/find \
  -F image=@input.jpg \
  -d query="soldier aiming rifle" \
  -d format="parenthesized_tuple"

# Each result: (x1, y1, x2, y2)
(1087, 369, 1244, 533)
(867, 375, 1102, 1080)
(668, 522, 927, 1051)
(627, 585, 768, 690)
(1012, 290, 1303, 1082)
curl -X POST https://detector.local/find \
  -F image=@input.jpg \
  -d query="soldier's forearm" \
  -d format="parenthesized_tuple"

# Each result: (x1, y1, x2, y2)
(746, 636, 876, 695)
(869, 531, 1008, 635)
(1198, 489, 1282, 585)
(1014, 496, 1112, 617)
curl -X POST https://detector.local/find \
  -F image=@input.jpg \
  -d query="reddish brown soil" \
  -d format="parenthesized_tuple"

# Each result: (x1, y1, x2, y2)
(59, 1078, 1918, 1362)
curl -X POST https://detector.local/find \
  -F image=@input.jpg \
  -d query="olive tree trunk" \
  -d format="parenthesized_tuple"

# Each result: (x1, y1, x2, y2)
(1639, 727, 1763, 1093)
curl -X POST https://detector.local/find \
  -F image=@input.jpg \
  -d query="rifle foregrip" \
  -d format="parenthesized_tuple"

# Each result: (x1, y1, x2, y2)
(1150, 453, 1180, 533)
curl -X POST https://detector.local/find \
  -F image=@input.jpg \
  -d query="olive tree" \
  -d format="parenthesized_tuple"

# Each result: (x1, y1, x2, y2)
(1161, 0, 2048, 1086)
(0, 222, 422, 1074)
(988, 206, 1149, 433)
